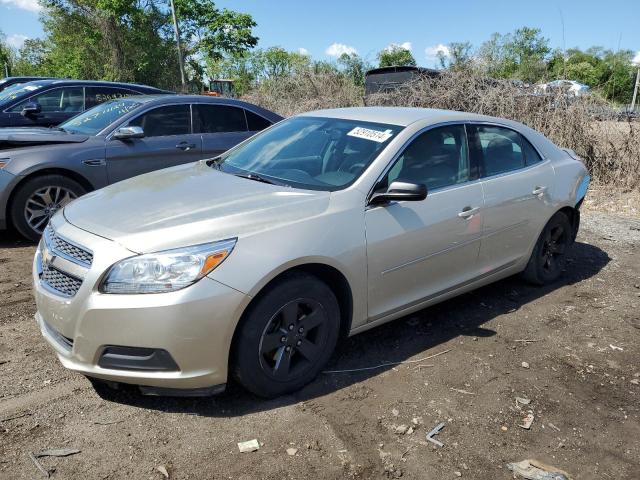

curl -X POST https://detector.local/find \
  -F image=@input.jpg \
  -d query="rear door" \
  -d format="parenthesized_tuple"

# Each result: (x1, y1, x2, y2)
(468, 124, 555, 272)
(7, 86, 84, 127)
(105, 104, 202, 183)
(365, 124, 485, 320)
(193, 104, 255, 158)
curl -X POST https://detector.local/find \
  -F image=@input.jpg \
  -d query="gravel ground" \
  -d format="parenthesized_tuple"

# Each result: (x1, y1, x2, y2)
(0, 210, 639, 480)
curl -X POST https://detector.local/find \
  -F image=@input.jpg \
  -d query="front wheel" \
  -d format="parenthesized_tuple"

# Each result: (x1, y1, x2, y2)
(522, 211, 572, 285)
(10, 175, 85, 241)
(232, 272, 341, 398)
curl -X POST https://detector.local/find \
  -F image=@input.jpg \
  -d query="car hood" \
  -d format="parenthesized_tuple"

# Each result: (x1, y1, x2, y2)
(63, 161, 331, 253)
(0, 127, 90, 151)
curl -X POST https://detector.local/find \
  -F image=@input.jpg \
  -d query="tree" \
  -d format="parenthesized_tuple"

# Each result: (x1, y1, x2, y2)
(8, 1, 257, 89)
(338, 53, 371, 86)
(438, 41, 473, 71)
(478, 27, 550, 82)
(377, 45, 416, 68)
(0, 31, 13, 76)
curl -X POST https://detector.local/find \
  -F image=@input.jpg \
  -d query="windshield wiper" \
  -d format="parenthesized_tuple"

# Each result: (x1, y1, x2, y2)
(233, 172, 277, 185)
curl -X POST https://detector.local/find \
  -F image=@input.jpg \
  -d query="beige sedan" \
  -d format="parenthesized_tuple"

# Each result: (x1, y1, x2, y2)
(33, 107, 590, 397)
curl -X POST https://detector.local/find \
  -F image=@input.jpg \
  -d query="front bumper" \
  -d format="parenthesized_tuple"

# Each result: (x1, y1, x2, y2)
(33, 216, 250, 391)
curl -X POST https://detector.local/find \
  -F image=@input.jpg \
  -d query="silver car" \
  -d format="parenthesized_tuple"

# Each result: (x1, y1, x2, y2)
(33, 107, 590, 398)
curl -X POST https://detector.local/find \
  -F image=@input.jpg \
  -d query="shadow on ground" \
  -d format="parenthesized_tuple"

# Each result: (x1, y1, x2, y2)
(70, 241, 611, 415)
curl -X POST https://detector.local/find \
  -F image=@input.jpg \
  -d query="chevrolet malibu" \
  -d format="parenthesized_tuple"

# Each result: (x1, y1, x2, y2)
(33, 107, 590, 398)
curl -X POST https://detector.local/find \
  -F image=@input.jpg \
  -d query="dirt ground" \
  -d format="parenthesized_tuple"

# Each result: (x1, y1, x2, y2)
(1, 209, 639, 480)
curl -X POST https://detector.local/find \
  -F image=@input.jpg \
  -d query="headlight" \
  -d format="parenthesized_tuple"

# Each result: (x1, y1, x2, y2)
(0, 158, 10, 169)
(100, 239, 236, 294)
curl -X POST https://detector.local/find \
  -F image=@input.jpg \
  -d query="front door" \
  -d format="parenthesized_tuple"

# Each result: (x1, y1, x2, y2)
(467, 124, 556, 271)
(365, 124, 485, 320)
(106, 104, 203, 184)
(7, 86, 84, 127)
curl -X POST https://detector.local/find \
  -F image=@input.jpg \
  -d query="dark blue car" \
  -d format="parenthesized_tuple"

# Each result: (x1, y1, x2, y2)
(0, 79, 171, 128)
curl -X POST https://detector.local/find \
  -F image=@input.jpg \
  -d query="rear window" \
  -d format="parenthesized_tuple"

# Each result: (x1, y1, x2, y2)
(194, 104, 247, 133)
(246, 110, 272, 131)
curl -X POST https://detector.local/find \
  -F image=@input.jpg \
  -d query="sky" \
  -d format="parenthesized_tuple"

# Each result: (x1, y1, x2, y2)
(1, 0, 639, 67)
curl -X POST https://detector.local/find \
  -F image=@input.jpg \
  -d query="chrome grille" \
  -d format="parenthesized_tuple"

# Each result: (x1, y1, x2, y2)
(41, 262, 83, 297)
(45, 225, 93, 267)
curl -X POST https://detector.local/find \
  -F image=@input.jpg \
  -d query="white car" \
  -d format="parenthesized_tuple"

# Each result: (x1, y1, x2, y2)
(537, 80, 590, 97)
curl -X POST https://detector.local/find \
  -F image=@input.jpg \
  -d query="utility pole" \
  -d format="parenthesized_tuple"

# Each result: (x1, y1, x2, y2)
(169, 0, 186, 91)
(631, 67, 640, 112)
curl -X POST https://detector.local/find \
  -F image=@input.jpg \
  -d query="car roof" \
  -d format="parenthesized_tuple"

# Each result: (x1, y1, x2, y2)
(126, 94, 283, 120)
(298, 107, 504, 127)
(15, 79, 167, 91)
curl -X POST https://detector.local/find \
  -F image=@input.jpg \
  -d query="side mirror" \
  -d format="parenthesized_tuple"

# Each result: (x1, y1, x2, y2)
(112, 126, 145, 140)
(369, 180, 427, 205)
(21, 101, 41, 117)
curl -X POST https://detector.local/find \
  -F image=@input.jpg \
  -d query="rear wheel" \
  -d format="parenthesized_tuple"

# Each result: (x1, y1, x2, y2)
(10, 175, 85, 241)
(522, 211, 572, 285)
(232, 272, 340, 398)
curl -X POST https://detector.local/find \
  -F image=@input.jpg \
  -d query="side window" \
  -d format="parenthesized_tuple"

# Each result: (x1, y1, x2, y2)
(475, 125, 525, 177)
(194, 104, 247, 133)
(10, 87, 84, 113)
(385, 125, 469, 191)
(246, 110, 272, 131)
(128, 104, 190, 137)
(85, 87, 136, 109)
(522, 136, 543, 166)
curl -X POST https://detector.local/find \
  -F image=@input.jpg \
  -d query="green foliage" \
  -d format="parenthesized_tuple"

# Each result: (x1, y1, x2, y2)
(377, 45, 416, 68)
(337, 53, 371, 86)
(7, 0, 257, 90)
(438, 41, 473, 71)
(478, 27, 550, 82)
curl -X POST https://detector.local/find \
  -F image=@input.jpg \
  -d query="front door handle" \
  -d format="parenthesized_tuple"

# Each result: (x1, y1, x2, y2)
(82, 158, 106, 167)
(532, 186, 547, 196)
(458, 206, 480, 219)
(176, 141, 196, 151)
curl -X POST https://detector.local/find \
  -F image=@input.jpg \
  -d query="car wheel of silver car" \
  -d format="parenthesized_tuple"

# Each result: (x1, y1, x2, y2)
(522, 211, 572, 285)
(10, 175, 86, 242)
(232, 272, 341, 398)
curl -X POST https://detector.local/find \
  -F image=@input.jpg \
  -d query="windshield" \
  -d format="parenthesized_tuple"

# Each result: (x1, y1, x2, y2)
(214, 116, 403, 191)
(59, 99, 142, 135)
(0, 82, 46, 104)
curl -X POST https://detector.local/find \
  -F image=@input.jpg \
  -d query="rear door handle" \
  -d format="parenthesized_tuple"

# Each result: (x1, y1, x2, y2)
(458, 206, 480, 219)
(176, 141, 196, 151)
(532, 186, 547, 196)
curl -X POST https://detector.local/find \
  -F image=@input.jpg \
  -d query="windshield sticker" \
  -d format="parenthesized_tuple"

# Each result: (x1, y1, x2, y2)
(347, 127, 394, 143)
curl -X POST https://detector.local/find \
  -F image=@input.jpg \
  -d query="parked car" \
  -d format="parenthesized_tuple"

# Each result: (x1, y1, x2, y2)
(33, 107, 589, 398)
(0, 95, 282, 240)
(0, 79, 171, 128)
(535, 80, 590, 97)
(0, 76, 58, 92)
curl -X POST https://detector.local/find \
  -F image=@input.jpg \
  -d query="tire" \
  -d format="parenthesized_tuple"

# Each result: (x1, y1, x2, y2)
(232, 272, 341, 398)
(10, 175, 86, 242)
(522, 211, 572, 285)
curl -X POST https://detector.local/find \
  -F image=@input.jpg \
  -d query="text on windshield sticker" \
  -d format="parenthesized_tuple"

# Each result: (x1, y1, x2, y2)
(347, 127, 394, 143)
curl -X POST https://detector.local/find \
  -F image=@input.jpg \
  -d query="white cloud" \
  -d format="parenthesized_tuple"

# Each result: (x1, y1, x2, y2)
(298, 47, 309, 56)
(633, 51, 640, 66)
(0, 0, 42, 13)
(6, 33, 28, 49)
(325, 42, 358, 57)
(425, 43, 451, 60)
(384, 42, 412, 52)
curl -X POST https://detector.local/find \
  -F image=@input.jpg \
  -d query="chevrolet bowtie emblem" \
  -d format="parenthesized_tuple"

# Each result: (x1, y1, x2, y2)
(42, 244, 56, 266)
